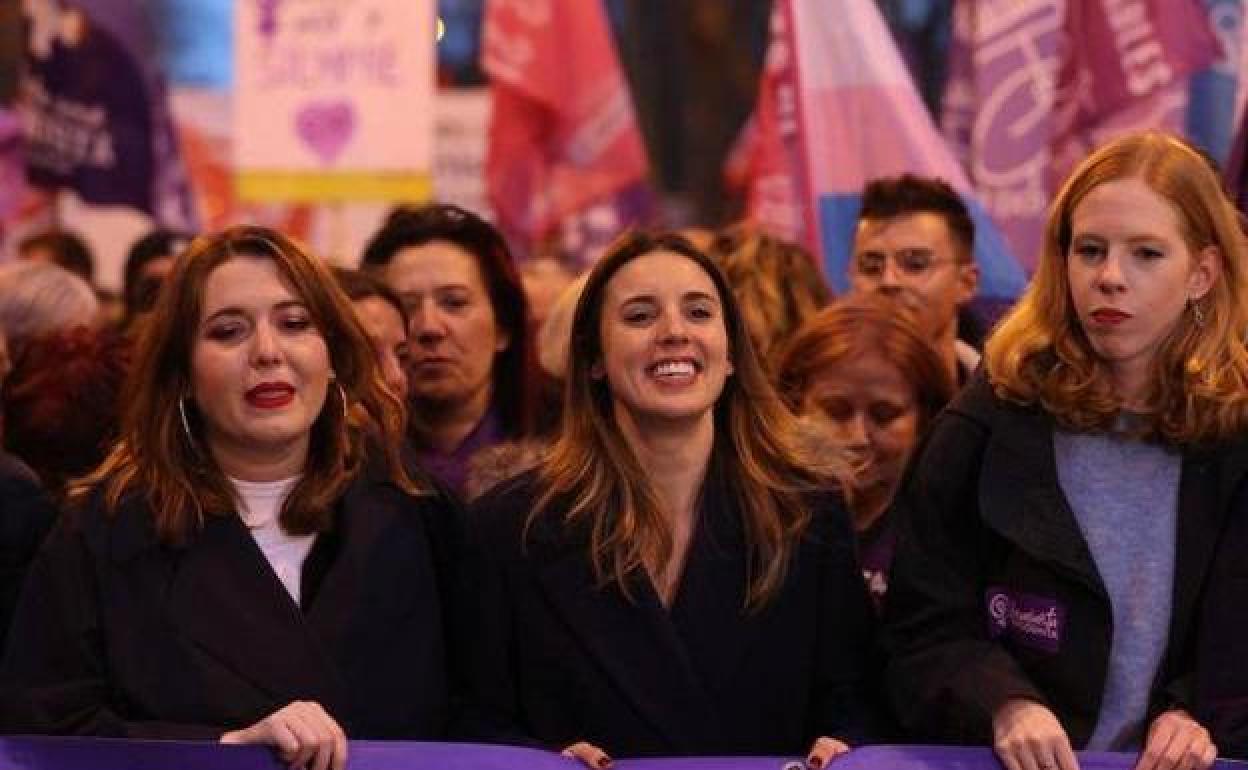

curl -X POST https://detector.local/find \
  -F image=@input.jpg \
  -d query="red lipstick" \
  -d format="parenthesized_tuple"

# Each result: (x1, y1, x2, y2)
(246, 382, 294, 409)
(1090, 308, 1132, 326)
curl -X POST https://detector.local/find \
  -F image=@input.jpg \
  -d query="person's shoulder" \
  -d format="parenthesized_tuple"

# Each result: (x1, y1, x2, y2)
(940, 370, 1040, 435)
(52, 481, 157, 563)
(466, 468, 544, 546)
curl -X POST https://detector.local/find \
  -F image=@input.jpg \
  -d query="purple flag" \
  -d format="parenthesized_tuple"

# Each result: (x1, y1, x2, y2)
(0, 739, 1244, 770)
(19, 0, 197, 229)
(943, 0, 1216, 271)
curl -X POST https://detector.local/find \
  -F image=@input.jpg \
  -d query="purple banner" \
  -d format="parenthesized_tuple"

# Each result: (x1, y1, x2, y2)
(942, 0, 1215, 273)
(0, 740, 1244, 770)
(19, 0, 197, 229)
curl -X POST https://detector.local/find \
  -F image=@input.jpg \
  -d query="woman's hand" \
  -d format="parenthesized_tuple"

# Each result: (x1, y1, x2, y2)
(805, 736, 851, 768)
(562, 741, 612, 769)
(220, 701, 347, 770)
(992, 697, 1080, 770)
(1135, 709, 1216, 770)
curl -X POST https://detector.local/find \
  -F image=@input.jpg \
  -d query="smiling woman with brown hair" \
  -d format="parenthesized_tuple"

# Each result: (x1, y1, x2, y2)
(0, 226, 455, 770)
(457, 232, 878, 766)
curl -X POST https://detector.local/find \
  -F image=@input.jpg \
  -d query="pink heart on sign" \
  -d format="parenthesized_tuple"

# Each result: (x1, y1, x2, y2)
(295, 100, 355, 165)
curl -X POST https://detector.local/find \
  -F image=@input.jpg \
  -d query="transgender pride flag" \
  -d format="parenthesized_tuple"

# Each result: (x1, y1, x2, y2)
(768, 0, 1026, 299)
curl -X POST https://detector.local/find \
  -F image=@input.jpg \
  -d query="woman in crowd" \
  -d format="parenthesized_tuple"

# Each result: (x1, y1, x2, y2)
(362, 204, 534, 498)
(884, 131, 1248, 770)
(776, 294, 953, 610)
(333, 267, 410, 400)
(458, 232, 877, 765)
(0, 226, 453, 769)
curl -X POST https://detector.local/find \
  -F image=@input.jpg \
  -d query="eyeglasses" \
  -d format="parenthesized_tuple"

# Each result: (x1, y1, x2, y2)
(853, 249, 960, 279)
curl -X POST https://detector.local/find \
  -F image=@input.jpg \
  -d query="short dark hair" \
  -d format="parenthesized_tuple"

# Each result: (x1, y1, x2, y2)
(858, 174, 975, 261)
(123, 229, 192, 322)
(18, 230, 96, 284)
(360, 203, 534, 438)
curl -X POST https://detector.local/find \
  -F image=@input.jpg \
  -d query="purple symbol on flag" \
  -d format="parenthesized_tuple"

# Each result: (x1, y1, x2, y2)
(295, 100, 355, 165)
(256, 0, 282, 43)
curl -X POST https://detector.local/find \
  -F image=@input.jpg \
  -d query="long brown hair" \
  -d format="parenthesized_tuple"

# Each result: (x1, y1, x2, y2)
(71, 225, 424, 544)
(534, 231, 849, 611)
(985, 131, 1248, 444)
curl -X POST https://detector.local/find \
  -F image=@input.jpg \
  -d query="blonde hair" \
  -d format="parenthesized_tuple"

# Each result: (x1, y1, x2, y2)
(709, 225, 831, 371)
(985, 131, 1248, 444)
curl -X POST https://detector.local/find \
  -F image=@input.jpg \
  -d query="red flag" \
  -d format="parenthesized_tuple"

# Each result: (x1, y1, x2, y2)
(724, 5, 811, 246)
(482, 0, 649, 253)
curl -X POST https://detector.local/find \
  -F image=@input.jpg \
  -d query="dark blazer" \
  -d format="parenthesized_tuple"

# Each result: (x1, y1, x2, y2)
(0, 472, 452, 740)
(0, 452, 56, 650)
(884, 376, 1239, 747)
(1192, 439, 1248, 758)
(456, 463, 879, 757)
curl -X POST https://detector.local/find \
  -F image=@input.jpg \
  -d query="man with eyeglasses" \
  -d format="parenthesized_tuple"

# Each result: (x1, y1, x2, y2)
(848, 174, 981, 385)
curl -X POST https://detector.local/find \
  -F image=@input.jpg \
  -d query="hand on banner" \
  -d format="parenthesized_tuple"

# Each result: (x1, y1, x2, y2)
(805, 736, 851, 767)
(992, 697, 1079, 770)
(1135, 709, 1217, 770)
(562, 741, 612, 769)
(220, 701, 348, 770)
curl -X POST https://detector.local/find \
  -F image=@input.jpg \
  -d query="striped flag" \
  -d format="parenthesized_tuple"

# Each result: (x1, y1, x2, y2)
(739, 0, 1027, 300)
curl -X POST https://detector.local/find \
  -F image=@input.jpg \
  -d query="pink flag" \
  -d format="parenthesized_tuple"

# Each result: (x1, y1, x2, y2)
(943, 0, 1216, 271)
(482, 0, 649, 255)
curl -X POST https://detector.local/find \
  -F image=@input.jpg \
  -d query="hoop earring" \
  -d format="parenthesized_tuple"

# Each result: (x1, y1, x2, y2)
(1190, 298, 1207, 328)
(178, 397, 197, 450)
(337, 381, 350, 422)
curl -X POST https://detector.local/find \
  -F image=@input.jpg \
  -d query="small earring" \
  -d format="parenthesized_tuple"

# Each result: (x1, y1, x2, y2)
(178, 397, 198, 451)
(1190, 298, 1207, 328)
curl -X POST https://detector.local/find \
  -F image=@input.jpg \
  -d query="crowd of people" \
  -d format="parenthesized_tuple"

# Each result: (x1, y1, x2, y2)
(0, 130, 1243, 770)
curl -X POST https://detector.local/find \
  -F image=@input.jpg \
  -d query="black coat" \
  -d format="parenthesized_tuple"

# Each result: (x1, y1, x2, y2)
(455, 464, 879, 757)
(883, 376, 1238, 747)
(0, 452, 56, 650)
(1193, 440, 1248, 758)
(0, 472, 453, 740)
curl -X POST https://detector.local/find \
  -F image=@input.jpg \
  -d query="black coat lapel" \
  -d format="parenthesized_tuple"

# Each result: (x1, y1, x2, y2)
(973, 403, 1105, 596)
(1165, 443, 1246, 662)
(529, 516, 718, 753)
(158, 511, 342, 708)
(668, 466, 765, 699)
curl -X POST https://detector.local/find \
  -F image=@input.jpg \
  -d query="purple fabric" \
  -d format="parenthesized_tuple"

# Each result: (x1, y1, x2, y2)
(415, 407, 504, 497)
(0, 739, 1243, 770)
(19, 0, 197, 229)
(855, 516, 895, 614)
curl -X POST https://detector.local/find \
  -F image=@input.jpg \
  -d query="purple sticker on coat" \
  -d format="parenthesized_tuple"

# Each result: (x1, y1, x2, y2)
(986, 587, 1064, 654)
